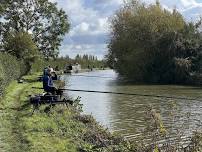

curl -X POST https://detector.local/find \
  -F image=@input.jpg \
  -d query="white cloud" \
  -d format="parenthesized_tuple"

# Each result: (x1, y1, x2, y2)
(144, 0, 202, 20)
(59, 44, 107, 60)
(56, 0, 98, 25)
(50, 0, 110, 58)
(69, 17, 109, 37)
(98, 18, 109, 31)
(52, 0, 202, 59)
(95, 0, 123, 4)
(180, 0, 197, 7)
(75, 22, 90, 33)
(161, 4, 172, 12)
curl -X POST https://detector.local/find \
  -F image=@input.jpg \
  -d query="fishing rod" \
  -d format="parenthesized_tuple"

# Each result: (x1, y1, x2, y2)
(68, 74, 115, 79)
(32, 87, 202, 102)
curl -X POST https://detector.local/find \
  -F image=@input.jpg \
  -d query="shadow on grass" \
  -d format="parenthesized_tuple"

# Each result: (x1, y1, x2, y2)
(23, 78, 40, 83)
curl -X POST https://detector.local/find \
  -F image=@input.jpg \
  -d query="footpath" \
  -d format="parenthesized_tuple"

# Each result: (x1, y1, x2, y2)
(0, 81, 30, 151)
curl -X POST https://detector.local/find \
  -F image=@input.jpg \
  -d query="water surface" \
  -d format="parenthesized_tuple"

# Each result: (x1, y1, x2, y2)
(61, 70, 202, 144)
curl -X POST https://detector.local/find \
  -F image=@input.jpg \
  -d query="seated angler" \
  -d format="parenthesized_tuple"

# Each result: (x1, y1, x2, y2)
(51, 71, 58, 80)
(43, 68, 57, 94)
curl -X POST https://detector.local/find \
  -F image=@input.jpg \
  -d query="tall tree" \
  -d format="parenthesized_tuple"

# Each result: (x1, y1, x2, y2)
(107, 0, 202, 84)
(0, 0, 70, 58)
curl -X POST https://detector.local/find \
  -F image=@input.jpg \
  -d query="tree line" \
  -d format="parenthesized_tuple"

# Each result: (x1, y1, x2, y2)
(74, 54, 105, 69)
(31, 54, 105, 73)
(106, 0, 202, 84)
(75, 54, 98, 61)
(0, 0, 70, 96)
(0, 0, 70, 71)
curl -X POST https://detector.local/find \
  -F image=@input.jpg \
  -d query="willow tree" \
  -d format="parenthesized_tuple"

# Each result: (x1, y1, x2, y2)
(0, 0, 70, 58)
(107, 0, 202, 84)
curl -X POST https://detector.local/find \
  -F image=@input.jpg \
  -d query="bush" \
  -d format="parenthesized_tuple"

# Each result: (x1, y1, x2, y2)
(4, 32, 39, 74)
(0, 53, 26, 96)
(107, 0, 202, 84)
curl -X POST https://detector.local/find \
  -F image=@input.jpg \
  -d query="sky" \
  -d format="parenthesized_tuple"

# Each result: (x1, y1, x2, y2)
(50, 0, 202, 59)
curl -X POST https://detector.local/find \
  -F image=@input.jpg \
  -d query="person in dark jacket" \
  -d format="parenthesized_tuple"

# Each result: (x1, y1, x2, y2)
(51, 71, 58, 80)
(43, 68, 57, 94)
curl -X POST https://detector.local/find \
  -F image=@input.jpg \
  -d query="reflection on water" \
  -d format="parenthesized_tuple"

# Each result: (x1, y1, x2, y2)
(61, 70, 202, 143)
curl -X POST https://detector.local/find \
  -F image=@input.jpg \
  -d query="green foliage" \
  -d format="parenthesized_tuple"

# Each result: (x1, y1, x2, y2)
(189, 132, 202, 152)
(4, 32, 39, 60)
(140, 103, 202, 151)
(1, 73, 202, 151)
(0, 63, 5, 95)
(74, 54, 106, 69)
(107, 0, 202, 84)
(0, 0, 70, 58)
(0, 53, 26, 97)
(31, 55, 105, 73)
(30, 58, 71, 73)
(0, 0, 7, 16)
(3, 32, 39, 74)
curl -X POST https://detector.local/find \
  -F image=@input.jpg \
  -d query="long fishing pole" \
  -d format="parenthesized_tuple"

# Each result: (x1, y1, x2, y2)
(68, 74, 115, 79)
(32, 87, 202, 101)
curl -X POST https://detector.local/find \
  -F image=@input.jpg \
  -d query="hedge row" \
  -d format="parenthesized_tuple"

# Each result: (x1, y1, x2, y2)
(31, 58, 105, 73)
(0, 53, 26, 97)
(30, 58, 71, 73)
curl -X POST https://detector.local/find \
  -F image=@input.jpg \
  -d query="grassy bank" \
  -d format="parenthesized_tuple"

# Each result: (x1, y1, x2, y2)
(0, 74, 137, 152)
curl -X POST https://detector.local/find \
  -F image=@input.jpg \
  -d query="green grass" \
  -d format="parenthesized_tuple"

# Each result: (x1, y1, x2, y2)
(4, 73, 201, 151)
(0, 74, 78, 152)
(0, 73, 137, 152)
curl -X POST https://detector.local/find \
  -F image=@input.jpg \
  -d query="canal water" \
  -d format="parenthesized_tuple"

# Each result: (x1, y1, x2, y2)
(61, 70, 202, 144)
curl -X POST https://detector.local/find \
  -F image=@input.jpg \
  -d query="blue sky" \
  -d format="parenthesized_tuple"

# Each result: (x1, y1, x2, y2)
(50, 0, 202, 59)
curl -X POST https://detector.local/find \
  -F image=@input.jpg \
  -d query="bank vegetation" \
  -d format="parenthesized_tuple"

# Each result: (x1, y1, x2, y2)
(107, 0, 202, 84)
